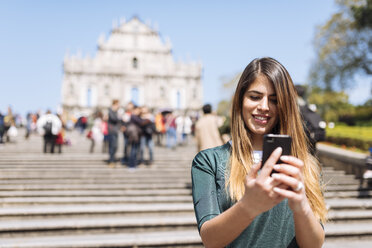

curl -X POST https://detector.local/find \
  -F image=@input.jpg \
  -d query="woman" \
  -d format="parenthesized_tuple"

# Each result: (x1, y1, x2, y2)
(191, 57, 327, 248)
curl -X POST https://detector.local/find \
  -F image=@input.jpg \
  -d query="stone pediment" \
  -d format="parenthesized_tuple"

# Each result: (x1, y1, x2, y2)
(115, 16, 154, 35)
(99, 16, 170, 53)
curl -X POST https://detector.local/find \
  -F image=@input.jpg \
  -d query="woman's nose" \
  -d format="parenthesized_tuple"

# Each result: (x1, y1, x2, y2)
(258, 97, 269, 111)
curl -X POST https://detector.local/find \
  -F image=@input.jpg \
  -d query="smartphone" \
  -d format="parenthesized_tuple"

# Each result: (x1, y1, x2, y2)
(261, 134, 292, 172)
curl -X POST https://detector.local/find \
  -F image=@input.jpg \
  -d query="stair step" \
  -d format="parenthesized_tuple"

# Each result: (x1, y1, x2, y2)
(326, 198, 372, 210)
(325, 185, 366, 192)
(328, 210, 372, 221)
(0, 214, 197, 233)
(0, 183, 190, 190)
(0, 189, 192, 197)
(0, 178, 191, 184)
(0, 229, 202, 248)
(325, 221, 372, 237)
(0, 196, 193, 205)
(325, 191, 372, 198)
(323, 238, 372, 248)
(0, 203, 194, 217)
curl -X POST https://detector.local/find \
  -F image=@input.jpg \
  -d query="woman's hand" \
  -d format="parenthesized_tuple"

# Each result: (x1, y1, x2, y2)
(271, 155, 311, 215)
(240, 147, 286, 218)
(270, 156, 325, 248)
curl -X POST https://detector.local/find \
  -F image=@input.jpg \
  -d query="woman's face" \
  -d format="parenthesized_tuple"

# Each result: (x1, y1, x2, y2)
(242, 74, 278, 138)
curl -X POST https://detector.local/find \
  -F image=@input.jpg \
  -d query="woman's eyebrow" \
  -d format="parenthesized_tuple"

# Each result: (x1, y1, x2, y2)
(247, 90, 276, 96)
(247, 90, 263, 94)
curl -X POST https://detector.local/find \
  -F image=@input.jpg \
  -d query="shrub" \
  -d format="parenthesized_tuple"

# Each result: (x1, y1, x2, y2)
(326, 136, 372, 151)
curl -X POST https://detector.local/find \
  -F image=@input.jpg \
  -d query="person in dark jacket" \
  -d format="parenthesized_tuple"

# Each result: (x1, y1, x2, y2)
(126, 106, 143, 169)
(107, 99, 121, 167)
(139, 106, 155, 165)
(0, 112, 4, 144)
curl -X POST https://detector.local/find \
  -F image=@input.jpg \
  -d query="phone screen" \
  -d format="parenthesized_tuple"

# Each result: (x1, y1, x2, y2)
(261, 134, 292, 171)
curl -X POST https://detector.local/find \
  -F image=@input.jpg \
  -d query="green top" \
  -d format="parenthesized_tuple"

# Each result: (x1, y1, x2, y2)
(191, 142, 298, 248)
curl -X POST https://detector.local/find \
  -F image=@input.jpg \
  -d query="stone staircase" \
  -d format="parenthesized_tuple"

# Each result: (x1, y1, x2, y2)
(0, 130, 201, 247)
(0, 129, 371, 247)
(322, 166, 372, 248)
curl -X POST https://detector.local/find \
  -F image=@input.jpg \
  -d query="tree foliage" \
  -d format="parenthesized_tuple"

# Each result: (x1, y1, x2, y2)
(307, 86, 354, 122)
(310, 0, 371, 91)
(307, 86, 372, 125)
(216, 72, 241, 117)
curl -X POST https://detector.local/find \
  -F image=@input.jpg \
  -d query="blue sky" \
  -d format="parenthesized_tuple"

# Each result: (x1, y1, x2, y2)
(0, 0, 370, 116)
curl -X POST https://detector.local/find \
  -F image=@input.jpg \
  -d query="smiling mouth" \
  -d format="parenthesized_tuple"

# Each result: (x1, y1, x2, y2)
(253, 115, 270, 124)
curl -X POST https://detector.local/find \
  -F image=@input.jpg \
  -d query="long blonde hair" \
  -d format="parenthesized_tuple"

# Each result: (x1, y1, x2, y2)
(227, 57, 327, 223)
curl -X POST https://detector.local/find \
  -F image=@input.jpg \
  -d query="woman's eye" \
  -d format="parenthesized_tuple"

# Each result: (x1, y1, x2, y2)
(249, 95, 261, 101)
(270, 98, 278, 104)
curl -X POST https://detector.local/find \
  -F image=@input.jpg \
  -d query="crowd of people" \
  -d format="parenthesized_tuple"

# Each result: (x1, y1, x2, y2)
(103, 100, 218, 169)
(0, 101, 226, 171)
(0, 107, 67, 153)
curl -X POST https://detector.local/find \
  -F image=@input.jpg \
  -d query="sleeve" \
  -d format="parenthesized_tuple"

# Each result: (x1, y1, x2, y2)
(191, 151, 221, 232)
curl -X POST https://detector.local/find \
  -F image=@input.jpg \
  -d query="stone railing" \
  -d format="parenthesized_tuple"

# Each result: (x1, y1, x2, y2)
(317, 143, 368, 179)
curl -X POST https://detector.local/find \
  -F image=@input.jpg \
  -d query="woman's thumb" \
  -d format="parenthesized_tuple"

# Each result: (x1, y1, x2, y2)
(247, 162, 261, 179)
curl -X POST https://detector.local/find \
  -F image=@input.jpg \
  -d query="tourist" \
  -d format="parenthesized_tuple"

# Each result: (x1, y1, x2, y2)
(139, 106, 155, 165)
(164, 111, 177, 150)
(121, 102, 135, 165)
(176, 112, 193, 146)
(101, 113, 109, 153)
(194, 104, 223, 152)
(36, 110, 62, 153)
(154, 111, 165, 146)
(191, 57, 326, 247)
(55, 120, 64, 154)
(107, 100, 121, 167)
(88, 112, 104, 153)
(125, 105, 143, 169)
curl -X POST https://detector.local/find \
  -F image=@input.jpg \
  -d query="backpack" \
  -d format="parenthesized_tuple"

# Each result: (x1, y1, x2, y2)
(43, 121, 53, 135)
(300, 105, 326, 143)
(125, 123, 141, 143)
(144, 122, 156, 136)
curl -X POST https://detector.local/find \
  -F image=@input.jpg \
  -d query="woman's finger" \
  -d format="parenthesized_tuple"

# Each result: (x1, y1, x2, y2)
(273, 164, 302, 179)
(279, 156, 304, 170)
(272, 186, 301, 199)
(272, 173, 302, 191)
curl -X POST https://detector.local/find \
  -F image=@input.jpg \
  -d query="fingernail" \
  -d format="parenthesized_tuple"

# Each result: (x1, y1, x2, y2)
(273, 187, 281, 193)
(275, 147, 282, 153)
(273, 165, 280, 170)
(272, 173, 280, 179)
(280, 155, 288, 160)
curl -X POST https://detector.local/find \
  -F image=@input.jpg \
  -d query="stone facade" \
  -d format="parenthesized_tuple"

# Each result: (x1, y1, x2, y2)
(61, 16, 203, 115)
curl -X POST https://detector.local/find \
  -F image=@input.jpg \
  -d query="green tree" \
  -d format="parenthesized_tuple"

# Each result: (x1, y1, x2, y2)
(216, 100, 231, 117)
(310, 0, 371, 91)
(307, 87, 355, 123)
(216, 72, 241, 117)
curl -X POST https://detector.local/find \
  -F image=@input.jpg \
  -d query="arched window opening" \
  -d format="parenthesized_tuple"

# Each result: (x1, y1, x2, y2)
(193, 88, 197, 99)
(160, 86, 165, 98)
(131, 87, 139, 106)
(176, 91, 181, 109)
(132, 57, 138, 69)
(87, 88, 92, 107)
(104, 85, 110, 96)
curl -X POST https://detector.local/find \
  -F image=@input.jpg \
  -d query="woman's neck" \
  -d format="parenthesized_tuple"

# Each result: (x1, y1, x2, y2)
(251, 134, 263, 151)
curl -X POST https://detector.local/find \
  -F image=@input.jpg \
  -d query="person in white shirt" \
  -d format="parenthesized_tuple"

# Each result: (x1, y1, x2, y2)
(36, 110, 62, 153)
